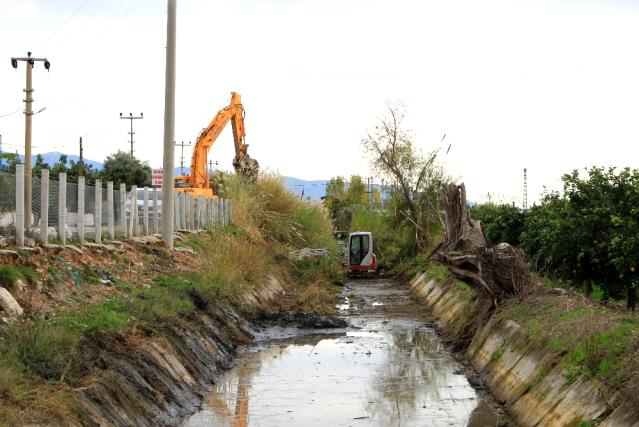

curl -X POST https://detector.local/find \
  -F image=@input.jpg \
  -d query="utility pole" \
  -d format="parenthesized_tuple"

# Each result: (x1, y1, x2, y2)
(78, 136, 84, 177)
(523, 168, 528, 211)
(174, 140, 190, 175)
(11, 52, 50, 231)
(161, 0, 177, 249)
(119, 112, 143, 156)
(365, 176, 374, 210)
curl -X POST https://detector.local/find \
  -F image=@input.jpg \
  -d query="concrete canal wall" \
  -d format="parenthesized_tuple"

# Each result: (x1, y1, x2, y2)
(409, 272, 639, 427)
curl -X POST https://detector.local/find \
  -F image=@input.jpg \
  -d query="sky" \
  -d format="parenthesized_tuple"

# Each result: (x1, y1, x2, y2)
(1, 0, 639, 205)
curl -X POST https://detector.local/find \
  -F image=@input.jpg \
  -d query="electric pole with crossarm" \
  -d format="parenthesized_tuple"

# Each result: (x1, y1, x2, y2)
(119, 112, 143, 156)
(11, 51, 50, 232)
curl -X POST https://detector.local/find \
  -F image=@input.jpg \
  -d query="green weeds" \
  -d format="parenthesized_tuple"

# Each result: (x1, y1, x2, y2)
(425, 264, 448, 282)
(291, 257, 342, 286)
(0, 265, 39, 292)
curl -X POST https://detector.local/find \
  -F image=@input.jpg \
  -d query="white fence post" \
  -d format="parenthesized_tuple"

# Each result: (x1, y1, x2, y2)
(143, 187, 149, 236)
(119, 183, 127, 238)
(95, 180, 102, 244)
(15, 164, 24, 246)
(184, 194, 189, 230)
(189, 195, 195, 230)
(185, 195, 190, 230)
(216, 198, 221, 227)
(107, 181, 114, 240)
(78, 176, 85, 243)
(206, 198, 211, 228)
(40, 169, 49, 244)
(59, 172, 67, 244)
(180, 193, 187, 230)
(174, 191, 180, 230)
(220, 199, 226, 226)
(129, 186, 137, 237)
(153, 188, 159, 234)
(211, 199, 217, 228)
(216, 198, 222, 227)
(195, 196, 200, 229)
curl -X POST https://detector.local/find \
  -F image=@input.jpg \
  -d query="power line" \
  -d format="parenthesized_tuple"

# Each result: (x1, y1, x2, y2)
(0, 107, 22, 118)
(95, 0, 145, 39)
(80, 0, 117, 28)
(38, 0, 90, 48)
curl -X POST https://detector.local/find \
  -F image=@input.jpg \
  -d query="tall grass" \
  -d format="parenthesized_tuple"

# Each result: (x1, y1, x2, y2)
(224, 173, 338, 253)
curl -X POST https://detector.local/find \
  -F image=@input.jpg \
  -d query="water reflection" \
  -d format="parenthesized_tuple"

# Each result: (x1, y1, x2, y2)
(183, 326, 481, 426)
(364, 328, 476, 425)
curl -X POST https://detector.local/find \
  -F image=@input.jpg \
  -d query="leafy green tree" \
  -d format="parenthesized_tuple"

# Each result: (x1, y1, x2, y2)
(470, 203, 526, 246)
(324, 176, 346, 217)
(520, 192, 580, 279)
(50, 154, 69, 176)
(324, 175, 370, 230)
(67, 159, 99, 184)
(100, 151, 151, 187)
(0, 153, 20, 174)
(563, 167, 638, 309)
(32, 154, 50, 177)
(346, 175, 367, 206)
(520, 167, 639, 310)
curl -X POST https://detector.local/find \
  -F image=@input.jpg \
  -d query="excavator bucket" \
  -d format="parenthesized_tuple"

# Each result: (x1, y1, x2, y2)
(233, 153, 259, 183)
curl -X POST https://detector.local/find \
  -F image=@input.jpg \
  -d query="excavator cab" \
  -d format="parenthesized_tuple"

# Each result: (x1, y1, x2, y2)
(345, 231, 377, 277)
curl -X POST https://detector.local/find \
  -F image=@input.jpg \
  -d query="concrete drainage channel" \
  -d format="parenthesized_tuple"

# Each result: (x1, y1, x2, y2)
(183, 279, 510, 426)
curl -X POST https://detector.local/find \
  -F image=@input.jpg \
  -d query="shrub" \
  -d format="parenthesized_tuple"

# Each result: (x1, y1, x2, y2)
(470, 203, 526, 246)
(0, 265, 20, 291)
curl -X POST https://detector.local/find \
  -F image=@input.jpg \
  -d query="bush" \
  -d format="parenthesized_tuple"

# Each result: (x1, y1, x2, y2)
(0, 265, 20, 291)
(291, 257, 342, 285)
(470, 203, 526, 246)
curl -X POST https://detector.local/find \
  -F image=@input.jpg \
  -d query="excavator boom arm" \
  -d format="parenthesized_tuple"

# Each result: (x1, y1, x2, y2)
(188, 92, 248, 189)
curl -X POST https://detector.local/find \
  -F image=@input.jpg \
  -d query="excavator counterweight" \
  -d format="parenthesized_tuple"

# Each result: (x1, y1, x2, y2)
(174, 92, 259, 198)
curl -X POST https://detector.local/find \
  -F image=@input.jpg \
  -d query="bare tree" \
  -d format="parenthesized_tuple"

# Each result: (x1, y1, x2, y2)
(362, 103, 447, 249)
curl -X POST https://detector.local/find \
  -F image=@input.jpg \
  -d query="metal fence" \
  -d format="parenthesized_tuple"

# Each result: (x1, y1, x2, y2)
(2, 167, 233, 246)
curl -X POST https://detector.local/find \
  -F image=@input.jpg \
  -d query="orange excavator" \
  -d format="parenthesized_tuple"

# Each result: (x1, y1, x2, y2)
(174, 92, 259, 198)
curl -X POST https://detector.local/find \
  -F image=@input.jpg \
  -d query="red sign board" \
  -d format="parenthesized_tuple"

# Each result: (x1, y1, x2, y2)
(152, 168, 163, 187)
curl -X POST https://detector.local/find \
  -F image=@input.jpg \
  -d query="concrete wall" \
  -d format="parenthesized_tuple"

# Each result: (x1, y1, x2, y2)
(409, 272, 639, 427)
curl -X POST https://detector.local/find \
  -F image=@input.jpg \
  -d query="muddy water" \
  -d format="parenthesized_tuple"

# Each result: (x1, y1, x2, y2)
(183, 280, 505, 427)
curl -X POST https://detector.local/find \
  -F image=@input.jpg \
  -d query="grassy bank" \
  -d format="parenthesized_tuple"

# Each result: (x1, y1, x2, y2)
(0, 174, 341, 425)
(419, 261, 639, 414)
(495, 290, 639, 407)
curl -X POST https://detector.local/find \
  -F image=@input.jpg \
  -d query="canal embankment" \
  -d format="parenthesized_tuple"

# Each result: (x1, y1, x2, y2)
(410, 267, 639, 427)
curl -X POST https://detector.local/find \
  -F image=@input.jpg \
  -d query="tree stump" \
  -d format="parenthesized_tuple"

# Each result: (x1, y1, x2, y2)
(434, 183, 534, 303)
